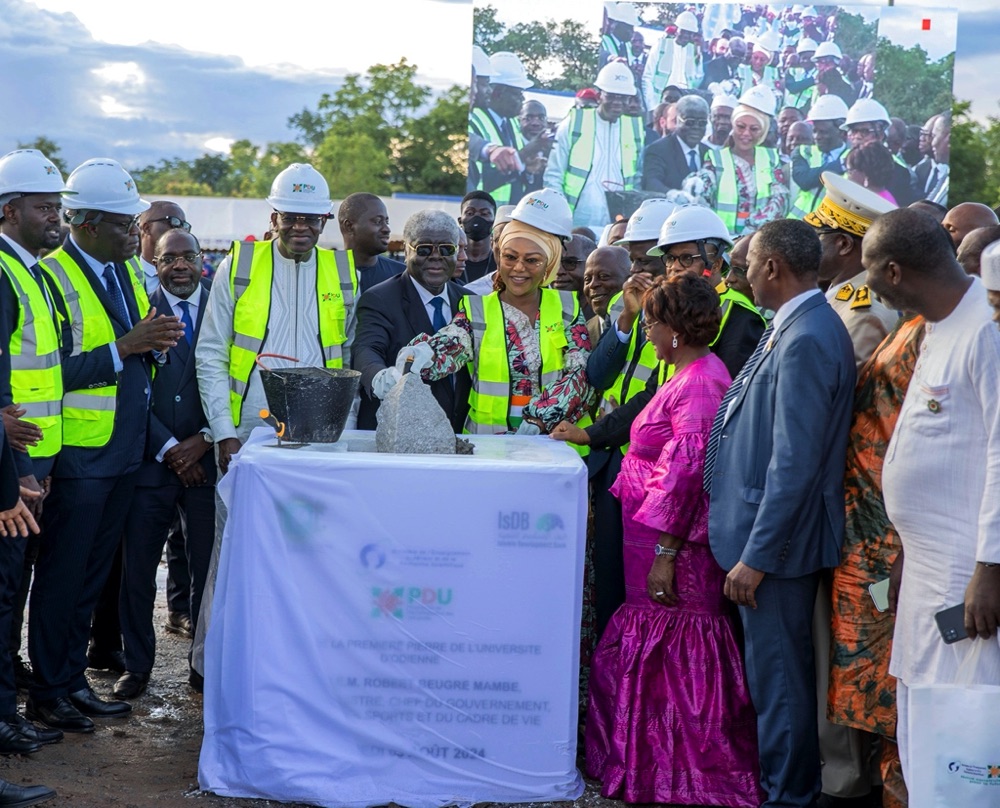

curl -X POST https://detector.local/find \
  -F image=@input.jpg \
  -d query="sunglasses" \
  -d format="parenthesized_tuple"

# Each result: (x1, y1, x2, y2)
(147, 215, 192, 232)
(157, 252, 202, 267)
(277, 213, 327, 228)
(410, 243, 458, 258)
(663, 252, 706, 268)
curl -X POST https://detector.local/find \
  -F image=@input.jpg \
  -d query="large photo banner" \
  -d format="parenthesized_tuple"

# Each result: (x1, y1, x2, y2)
(468, 1, 957, 231)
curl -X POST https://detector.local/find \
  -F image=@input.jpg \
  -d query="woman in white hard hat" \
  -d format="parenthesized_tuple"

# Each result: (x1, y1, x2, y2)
(401, 189, 593, 439)
(693, 85, 789, 236)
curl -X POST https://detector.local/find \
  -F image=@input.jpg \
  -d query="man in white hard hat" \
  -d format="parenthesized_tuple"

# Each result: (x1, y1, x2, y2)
(642, 11, 704, 110)
(783, 38, 818, 112)
(706, 92, 737, 147)
(544, 62, 644, 229)
(814, 41, 857, 108)
(27, 158, 184, 733)
(0, 149, 72, 755)
(600, 2, 641, 70)
(468, 52, 549, 207)
(841, 99, 919, 205)
(197, 163, 357, 473)
(643, 94, 712, 193)
(789, 94, 849, 218)
(981, 239, 1000, 324)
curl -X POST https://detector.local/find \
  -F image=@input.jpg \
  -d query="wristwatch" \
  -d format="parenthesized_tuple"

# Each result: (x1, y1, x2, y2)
(653, 545, 678, 559)
(201, 431, 214, 445)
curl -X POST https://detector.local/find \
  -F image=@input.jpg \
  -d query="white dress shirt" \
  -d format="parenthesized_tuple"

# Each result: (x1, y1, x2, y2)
(408, 275, 451, 328)
(154, 285, 204, 461)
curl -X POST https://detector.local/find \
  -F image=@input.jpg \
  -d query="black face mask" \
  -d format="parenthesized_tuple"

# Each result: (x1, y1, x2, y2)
(462, 215, 492, 242)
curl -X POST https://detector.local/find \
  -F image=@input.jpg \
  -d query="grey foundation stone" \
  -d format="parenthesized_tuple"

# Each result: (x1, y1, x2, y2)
(376, 372, 458, 454)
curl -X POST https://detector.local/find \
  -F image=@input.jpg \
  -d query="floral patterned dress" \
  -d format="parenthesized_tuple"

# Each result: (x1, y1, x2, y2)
(410, 294, 594, 432)
(692, 148, 790, 236)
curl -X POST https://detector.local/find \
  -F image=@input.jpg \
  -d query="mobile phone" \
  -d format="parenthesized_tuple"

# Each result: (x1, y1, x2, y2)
(868, 578, 890, 612)
(934, 603, 970, 644)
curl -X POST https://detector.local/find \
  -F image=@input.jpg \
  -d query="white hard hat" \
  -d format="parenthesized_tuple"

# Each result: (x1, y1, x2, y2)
(489, 51, 533, 89)
(648, 205, 733, 255)
(494, 204, 516, 227)
(615, 199, 678, 245)
(711, 93, 739, 111)
(595, 61, 637, 96)
(738, 84, 777, 117)
(64, 158, 149, 216)
(808, 94, 849, 122)
(756, 30, 782, 55)
(796, 37, 818, 54)
(605, 1, 639, 27)
(801, 5, 818, 17)
(841, 98, 891, 131)
(981, 239, 1000, 292)
(792, 5, 806, 14)
(266, 163, 332, 215)
(814, 41, 842, 60)
(510, 188, 573, 239)
(472, 45, 492, 78)
(675, 11, 699, 33)
(0, 149, 74, 198)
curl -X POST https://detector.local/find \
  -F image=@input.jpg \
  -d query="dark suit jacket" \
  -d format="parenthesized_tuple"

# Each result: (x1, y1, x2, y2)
(707, 293, 855, 576)
(352, 273, 471, 432)
(43, 240, 153, 480)
(139, 283, 216, 488)
(0, 428, 19, 510)
(641, 133, 713, 193)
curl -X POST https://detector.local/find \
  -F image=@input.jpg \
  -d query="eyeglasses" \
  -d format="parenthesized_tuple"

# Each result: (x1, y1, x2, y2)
(727, 263, 749, 279)
(146, 215, 192, 232)
(96, 214, 140, 233)
(157, 252, 202, 267)
(277, 213, 327, 229)
(560, 257, 583, 269)
(848, 127, 877, 138)
(663, 251, 707, 268)
(641, 319, 660, 334)
(500, 252, 545, 270)
(410, 243, 458, 258)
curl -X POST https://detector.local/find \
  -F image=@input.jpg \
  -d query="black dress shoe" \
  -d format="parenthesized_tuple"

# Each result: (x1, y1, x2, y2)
(68, 687, 131, 718)
(0, 778, 56, 807)
(188, 667, 204, 694)
(12, 658, 35, 693)
(23, 698, 93, 734)
(113, 671, 150, 700)
(0, 721, 39, 755)
(165, 611, 194, 639)
(86, 648, 126, 674)
(3, 715, 61, 746)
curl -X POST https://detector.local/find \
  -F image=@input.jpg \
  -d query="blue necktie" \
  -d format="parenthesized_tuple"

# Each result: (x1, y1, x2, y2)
(102, 264, 130, 327)
(688, 148, 699, 172)
(177, 300, 194, 345)
(703, 323, 774, 494)
(430, 297, 447, 331)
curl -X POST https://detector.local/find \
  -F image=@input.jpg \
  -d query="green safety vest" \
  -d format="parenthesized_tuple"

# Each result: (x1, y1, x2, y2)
(227, 240, 357, 427)
(0, 255, 63, 458)
(789, 145, 825, 219)
(40, 251, 148, 448)
(459, 289, 592, 454)
(738, 64, 779, 95)
(562, 108, 642, 209)
(601, 34, 636, 65)
(469, 107, 525, 207)
(784, 68, 816, 111)
(716, 147, 780, 235)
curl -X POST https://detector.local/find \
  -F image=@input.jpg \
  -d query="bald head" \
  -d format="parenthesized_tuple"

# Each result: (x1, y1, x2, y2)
(956, 225, 1000, 276)
(909, 199, 947, 224)
(583, 246, 630, 317)
(139, 200, 187, 262)
(942, 202, 999, 248)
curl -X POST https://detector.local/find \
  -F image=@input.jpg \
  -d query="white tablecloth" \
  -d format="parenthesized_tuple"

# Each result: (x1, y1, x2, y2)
(199, 429, 587, 807)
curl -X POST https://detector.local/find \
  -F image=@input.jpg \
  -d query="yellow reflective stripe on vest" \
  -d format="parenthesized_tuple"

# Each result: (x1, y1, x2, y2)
(710, 288, 765, 349)
(227, 241, 356, 426)
(460, 289, 586, 435)
(0, 255, 63, 457)
(716, 147, 777, 235)
(470, 108, 525, 206)
(40, 250, 150, 448)
(563, 109, 641, 208)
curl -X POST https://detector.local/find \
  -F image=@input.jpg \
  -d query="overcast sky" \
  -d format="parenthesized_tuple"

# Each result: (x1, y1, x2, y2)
(3, 0, 995, 172)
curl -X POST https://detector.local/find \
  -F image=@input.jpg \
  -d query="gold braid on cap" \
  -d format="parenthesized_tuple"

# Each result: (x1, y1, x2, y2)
(804, 195, 872, 237)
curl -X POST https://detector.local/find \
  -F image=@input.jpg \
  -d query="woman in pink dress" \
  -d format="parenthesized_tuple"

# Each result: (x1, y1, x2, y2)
(584, 274, 762, 807)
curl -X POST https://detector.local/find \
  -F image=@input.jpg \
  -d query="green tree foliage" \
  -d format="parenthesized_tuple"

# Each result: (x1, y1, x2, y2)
(474, 4, 598, 92)
(833, 11, 878, 60)
(875, 39, 953, 125)
(949, 101, 1000, 207)
(16, 136, 67, 175)
(127, 60, 466, 199)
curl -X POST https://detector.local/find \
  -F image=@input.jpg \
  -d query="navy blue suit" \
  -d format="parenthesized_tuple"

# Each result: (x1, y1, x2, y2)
(707, 292, 855, 807)
(353, 273, 470, 432)
(120, 283, 215, 674)
(29, 240, 156, 702)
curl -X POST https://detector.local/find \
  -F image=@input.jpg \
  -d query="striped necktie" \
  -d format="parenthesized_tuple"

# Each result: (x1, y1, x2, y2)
(703, 323, 774, 494)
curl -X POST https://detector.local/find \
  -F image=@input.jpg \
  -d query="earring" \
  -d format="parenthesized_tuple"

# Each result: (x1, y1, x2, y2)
(672, 334, 679, 349)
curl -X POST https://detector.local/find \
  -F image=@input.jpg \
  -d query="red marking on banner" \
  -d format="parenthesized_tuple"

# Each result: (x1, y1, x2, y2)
(922, 18, 931, 30)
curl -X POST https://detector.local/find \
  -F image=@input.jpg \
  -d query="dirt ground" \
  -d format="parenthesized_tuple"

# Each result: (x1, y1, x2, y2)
(0, 564, 637, 808)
